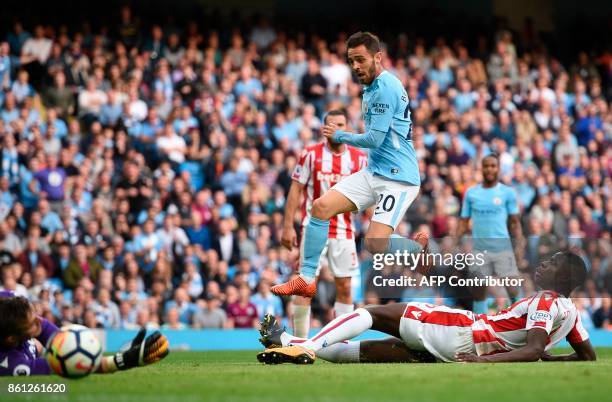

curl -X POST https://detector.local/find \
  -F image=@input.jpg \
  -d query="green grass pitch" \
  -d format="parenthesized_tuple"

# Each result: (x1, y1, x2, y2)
(1, 348, 611, 402)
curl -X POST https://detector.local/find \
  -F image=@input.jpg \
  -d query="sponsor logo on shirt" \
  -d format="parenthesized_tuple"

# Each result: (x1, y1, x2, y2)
(472, 206, 503, 215)
(530, 311, 553, 322)
(316, 171, 350, 183)
(371, 103, 389, 114)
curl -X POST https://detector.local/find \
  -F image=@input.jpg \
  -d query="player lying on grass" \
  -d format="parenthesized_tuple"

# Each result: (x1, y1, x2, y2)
(0, 293, 169, 376)
(258, 251, 596, 364)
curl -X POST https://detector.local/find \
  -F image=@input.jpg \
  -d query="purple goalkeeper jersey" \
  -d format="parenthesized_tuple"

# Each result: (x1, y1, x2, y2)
(0, 318, 58, 376)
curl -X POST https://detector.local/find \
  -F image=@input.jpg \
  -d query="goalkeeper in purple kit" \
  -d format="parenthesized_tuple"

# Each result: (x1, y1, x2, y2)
(0, 292, 169, 376)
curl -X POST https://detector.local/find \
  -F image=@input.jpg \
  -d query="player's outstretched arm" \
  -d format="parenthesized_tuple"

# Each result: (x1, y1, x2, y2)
(98, 328, 170, 374)
(456, 328, 548, 363)
(331, 128, 386, 149)
(321, 122, 386, 149)
(541, 339, 596, 362)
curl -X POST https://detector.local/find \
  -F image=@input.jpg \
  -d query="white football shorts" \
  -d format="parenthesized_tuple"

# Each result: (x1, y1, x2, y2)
(331, 169, 420, 230)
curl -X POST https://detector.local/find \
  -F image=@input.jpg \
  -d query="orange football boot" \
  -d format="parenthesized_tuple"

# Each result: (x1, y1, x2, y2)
(270, 276, 316, 298)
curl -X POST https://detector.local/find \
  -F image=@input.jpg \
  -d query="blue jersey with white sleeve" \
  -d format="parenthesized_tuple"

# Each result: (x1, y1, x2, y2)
(333, 71, 420, 185)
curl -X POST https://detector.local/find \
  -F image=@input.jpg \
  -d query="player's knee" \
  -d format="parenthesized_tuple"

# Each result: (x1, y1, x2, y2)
(311, 198, 334, 220)
(363, 305, 384, 326)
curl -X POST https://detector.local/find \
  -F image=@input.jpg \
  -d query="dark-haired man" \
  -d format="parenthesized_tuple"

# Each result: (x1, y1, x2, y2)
(258, 251, 596, 364)
(272, 32, 424, 299)
(281, 109, 367, 337)
(0, 293, 169, 376)
(458, 154, 524, 313)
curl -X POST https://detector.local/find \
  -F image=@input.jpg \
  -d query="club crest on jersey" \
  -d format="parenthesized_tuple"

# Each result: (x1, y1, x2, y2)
(493, 197, 502, 205)
(530, 311, 552, 322)
(13, 364, 31, 376)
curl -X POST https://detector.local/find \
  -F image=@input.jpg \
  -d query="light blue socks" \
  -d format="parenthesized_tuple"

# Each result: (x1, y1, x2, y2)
(300, 217, 330, 279)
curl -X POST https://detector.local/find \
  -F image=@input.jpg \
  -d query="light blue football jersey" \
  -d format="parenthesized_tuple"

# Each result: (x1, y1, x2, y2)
(362, 71, 420, 185)
(460, 183, 519, 251)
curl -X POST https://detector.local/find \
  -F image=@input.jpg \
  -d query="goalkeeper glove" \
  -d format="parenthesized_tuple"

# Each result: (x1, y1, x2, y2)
(114, 327, 170, 370)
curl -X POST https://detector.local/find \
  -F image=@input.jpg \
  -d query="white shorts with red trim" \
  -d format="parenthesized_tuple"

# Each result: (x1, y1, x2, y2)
(399, 302, 476, 362)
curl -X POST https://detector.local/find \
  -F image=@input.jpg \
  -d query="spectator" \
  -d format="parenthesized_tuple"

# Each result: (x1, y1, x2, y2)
(212, 218, 241, 266)
(0, 221, 23, 256)
(161, 307, 187, 330)
(92, 288, 120, 329)
(34, 153, 67, 208)
(156, 123, 187, 164)
(250, 280, 283, 320)
(193, 296, 228, 329)
(11, 69, 34, 104)
(17, 236, 54, 277)
(183, 262, 204, 299)
(78, 78, 107, 120)
(226, 284, 259, 329)
(63, 244, 103, 289)
(301, 58, 327, 116)
(43, 72, 75, 118)
(164, 288, 197, 325)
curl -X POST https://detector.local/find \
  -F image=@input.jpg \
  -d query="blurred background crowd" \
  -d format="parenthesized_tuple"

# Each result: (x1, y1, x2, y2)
(0, 4, 610, 333)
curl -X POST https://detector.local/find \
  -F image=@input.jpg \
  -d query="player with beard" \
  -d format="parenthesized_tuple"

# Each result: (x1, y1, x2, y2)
(272, 32, 424, 299)
(281, 109, 367, 337)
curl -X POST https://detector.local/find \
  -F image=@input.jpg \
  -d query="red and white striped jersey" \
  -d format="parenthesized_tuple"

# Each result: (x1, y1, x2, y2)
(292, 142, 367, 239)
(471, 291, 590, 356)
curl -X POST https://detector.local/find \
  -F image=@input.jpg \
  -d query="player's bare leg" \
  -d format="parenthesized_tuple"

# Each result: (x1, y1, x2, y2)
(260, 232, 431, 364)
(334, 276, 354, 316)
(271, 190, 356, 298)
(364, 221, 394, 254)
(258, 303, 414, 364)
(258, 313, 434, 364)
(293, 296, 312, 338)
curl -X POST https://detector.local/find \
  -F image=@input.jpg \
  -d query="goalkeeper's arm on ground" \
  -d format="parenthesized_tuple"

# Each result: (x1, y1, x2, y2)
(98, 328, 170, 373)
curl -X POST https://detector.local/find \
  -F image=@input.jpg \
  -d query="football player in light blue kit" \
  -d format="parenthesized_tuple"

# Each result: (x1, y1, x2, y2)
(272, 32, 425, 298)
(459, 154, 525, 314)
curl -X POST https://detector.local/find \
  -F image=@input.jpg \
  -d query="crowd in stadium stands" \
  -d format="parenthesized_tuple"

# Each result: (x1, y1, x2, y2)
(0, 6, 610, 332)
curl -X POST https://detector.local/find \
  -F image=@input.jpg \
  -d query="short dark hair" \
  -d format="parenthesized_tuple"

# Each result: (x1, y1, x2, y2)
(346, 31, 381, 54)
(0, 296, 32, 346)
(324, 108, 348, 124)
(482, 153, 499, 164)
